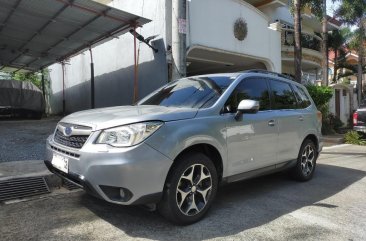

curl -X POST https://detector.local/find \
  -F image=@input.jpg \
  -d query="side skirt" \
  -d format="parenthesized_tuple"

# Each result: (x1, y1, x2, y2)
(222, 160, 297, 184)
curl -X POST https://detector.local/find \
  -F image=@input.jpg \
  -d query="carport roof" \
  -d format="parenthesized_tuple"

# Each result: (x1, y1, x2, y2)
(0, 0, 151, 72)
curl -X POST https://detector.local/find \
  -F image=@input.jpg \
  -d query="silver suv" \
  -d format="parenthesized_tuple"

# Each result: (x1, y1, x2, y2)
(45, 70, 323, 224)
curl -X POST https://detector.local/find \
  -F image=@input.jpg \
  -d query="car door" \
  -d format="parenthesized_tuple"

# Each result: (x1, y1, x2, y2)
(224, 77, 278, 176)
(269, 79, 303, 163)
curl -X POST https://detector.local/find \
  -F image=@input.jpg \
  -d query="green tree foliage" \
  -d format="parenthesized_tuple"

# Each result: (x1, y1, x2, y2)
(305, 85, 333, 107)
(306, 84, 335, 134)
(335, 0, 366, 100)
(328, 27, 353, 83)
(10, 71, 44, 90)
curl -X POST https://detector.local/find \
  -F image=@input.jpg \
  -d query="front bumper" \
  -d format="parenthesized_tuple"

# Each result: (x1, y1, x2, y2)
(45, 136, 172, 205)
(354, 126, 366, 133)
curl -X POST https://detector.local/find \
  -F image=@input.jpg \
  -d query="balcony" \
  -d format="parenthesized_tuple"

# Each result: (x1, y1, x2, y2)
(281, 29, 321, 52)
(281, 29, 323, 70)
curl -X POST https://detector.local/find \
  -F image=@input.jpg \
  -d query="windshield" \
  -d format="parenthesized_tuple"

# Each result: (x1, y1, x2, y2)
(138, 76, 234, 108)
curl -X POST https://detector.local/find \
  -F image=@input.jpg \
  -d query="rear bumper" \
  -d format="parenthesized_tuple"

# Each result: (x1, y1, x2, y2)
(354, 126, 366, 133)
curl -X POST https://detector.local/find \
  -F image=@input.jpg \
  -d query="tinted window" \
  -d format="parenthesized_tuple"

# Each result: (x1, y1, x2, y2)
(294, 85, 311, 108)
(224, 78, 271, 112)
(138, 76, 234, 108)
(270, 80, 297, 109)
(360, 100, 366, 108)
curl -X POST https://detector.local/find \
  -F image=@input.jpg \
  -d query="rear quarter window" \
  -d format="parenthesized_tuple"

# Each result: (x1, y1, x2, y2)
(293, 85, 312, 109)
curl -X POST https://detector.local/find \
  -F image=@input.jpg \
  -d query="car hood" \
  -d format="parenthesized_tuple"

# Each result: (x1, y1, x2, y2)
(60, 105, 198, 131)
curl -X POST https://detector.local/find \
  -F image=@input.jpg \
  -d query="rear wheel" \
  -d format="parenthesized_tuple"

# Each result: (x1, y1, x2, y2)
(290, 139, 318, 181)
(158, 152, 218, 225)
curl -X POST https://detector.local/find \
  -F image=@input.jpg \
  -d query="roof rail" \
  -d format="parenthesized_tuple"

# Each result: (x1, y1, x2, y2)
(243, 69, 295, 81)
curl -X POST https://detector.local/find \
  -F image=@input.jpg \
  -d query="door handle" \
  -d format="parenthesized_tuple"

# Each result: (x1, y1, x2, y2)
(299, 115, 304, 121)
(268, 120, 275, 126)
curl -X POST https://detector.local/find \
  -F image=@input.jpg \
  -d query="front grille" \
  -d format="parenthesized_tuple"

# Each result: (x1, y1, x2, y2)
(54, 129, 89, 149)
(50, 145, 80, 158)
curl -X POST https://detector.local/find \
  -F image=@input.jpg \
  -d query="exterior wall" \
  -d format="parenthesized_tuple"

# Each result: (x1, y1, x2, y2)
(329, 86, 354, 125)
(260, 6, 293, 25)
(187, 0, 281, 72)
(47, 0, 168, 114)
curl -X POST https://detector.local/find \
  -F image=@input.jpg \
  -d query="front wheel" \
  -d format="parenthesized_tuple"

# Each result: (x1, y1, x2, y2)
(290, 139, 318, 181)
(158, 152, 218, 225)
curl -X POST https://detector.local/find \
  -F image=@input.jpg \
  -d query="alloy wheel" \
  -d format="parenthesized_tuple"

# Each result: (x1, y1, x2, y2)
(176, 164, 212, 216)
(300, 144, 315, 176)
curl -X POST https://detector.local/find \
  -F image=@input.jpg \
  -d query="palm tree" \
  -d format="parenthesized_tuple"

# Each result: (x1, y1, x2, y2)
(321, 0, 328, 86)
(336, 0, 366, 102)
(293, 0, 302, 83)
(328, 28, 352, 83)
(291, 0, 322, 84)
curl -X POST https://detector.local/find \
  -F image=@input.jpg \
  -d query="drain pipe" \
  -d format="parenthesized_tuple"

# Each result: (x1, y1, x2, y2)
(89, 47, 95, 109)
(133, 24, 138, 104)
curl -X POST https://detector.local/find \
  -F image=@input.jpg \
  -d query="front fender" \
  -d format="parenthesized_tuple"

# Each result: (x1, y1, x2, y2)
(145, 117, 229, 176)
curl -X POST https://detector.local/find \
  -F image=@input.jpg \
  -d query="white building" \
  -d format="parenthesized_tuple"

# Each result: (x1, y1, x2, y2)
(46, 0, 335, 114)
(46, 0, 284, 114)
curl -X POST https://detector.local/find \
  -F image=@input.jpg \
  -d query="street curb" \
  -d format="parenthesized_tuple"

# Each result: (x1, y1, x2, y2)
(323, 144, 352, 150)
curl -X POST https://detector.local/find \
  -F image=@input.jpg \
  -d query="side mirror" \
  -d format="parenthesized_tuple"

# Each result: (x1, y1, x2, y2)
(235, 99, 260, 120)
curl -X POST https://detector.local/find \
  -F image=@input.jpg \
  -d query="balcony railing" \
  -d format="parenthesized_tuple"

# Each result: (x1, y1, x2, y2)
(281, 29, 321, 52)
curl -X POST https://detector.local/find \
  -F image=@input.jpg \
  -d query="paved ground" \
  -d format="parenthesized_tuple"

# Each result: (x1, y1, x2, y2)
(1, 144, 365, 241)
(0, 117, 60, 162)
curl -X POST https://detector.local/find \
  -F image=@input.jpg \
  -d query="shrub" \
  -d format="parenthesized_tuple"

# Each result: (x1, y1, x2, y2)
(328, 113, 344, 131)
(305, 85, 334, 135)
(305, 85, 333, 107)
(344, 131, 366, 145)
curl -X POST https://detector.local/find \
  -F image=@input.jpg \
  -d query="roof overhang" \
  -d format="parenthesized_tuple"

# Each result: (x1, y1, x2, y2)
(302, 14, 340, 32)
(0, 0, 151, 73)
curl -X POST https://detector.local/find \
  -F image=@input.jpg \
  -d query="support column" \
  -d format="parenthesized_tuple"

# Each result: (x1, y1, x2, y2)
(172, 0, 187, 80)
(41, 69, 46, 101)
(89, 47, 95, 109)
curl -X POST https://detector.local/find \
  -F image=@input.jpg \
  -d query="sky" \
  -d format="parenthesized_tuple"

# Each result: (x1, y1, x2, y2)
(326, 0, 340, 17)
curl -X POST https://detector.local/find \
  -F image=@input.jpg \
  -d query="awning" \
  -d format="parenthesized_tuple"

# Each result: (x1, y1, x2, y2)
(0, 0, 151, 72)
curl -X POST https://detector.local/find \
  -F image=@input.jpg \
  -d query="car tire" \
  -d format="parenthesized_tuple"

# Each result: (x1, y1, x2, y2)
(290, 139, 318, 182)
(157, 152, 218, 225)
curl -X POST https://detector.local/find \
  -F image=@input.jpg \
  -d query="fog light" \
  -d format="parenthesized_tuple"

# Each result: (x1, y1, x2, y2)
(120, 188, 125, 198)
(99, 185, 133, 202)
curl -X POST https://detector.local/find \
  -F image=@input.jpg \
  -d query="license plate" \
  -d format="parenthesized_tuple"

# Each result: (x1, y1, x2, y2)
(52, 154, 69, 173)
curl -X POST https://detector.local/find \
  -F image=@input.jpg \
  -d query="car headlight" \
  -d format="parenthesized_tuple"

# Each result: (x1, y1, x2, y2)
(96, 121, 163, 147)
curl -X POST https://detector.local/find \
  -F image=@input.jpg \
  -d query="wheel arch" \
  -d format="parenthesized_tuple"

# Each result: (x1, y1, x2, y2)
(303, 134, 319, 151)
(166, 143, 224, 184)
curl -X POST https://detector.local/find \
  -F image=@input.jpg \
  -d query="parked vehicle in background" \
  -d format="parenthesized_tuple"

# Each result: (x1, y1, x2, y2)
(0, 79, 44, 119)
(44, 70, 323, 225)
(353, 100, 366, 135)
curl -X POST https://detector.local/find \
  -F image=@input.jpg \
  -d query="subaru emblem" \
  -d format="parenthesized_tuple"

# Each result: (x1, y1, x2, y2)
(64, 126, 72, 136)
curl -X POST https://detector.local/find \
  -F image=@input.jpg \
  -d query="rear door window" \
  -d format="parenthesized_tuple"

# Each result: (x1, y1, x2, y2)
(269, 80, 297, 110)
(293, 85, 312, 108)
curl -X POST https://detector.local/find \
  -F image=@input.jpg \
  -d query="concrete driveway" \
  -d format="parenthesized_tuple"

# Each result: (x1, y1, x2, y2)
(1, 144, 365, 241)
